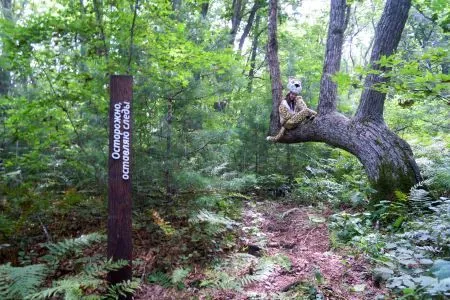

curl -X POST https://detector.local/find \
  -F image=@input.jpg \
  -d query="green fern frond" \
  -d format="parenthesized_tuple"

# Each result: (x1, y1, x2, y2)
(0, 263, 47, 300)
(410, 179, 432, 191)
(239, 258, 276, 287)
(147, 271, 172, 287)
(27, 277, 103, 300)
(171, 267, 190, 285)
(43, 232, 105, 262)
(105, 279, 140, 299)
(190, 209, 239, 227)
(227, 192, 252, 200)
(83, 259, 130, 277)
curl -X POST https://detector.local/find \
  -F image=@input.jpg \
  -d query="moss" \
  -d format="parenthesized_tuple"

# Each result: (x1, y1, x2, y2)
(369, 161, 417, 205)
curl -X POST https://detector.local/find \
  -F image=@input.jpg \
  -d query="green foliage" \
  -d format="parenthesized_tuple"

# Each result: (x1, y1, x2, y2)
(329, 212, 372, 243)
(27, 277, 104, 300)
(105, 280, 141, 300)
(0, 0, 448, 298)
(0, 263, 47, 299)
(43, 232, 106, 263)
(147, 271, 172, 288)
(333, 197, 450, 297)
(147, 267, 190, 290)
(293, 149, 374, 206)
(0, 233, 138, 300)
(413, 0, 450, 32)
(189, 209, 240, 249)
(200, 253, 290, 291)
(171, 267, 191, 289)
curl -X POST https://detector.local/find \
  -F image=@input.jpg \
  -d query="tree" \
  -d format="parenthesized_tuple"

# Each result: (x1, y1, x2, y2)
(267, 0, 422, 200)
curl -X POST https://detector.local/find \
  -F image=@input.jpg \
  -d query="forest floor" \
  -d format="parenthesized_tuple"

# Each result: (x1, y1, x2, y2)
(135, 200, 387, 299)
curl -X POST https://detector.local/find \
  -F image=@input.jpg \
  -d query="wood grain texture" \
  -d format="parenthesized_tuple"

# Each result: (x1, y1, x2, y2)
(108, 75, 133, 295)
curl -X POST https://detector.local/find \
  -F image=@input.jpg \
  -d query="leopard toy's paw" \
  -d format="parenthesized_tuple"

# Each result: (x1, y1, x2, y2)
(307, 111, 317, 121)
(266, 127, 286, 142)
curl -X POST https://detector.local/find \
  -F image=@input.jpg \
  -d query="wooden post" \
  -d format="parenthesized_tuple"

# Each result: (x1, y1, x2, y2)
(108, 75, 133, 293)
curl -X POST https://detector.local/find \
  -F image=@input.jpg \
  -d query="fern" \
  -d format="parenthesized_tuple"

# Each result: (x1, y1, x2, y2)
(27, 277, 103, 300)
(151, 210, 176, 236)
(416, 245, 442, 253)
(408, 179, 434, 211)
(146, 267, 190, 290)
(190, 209, 239, 227)
(28, 260, 137, 300)
(239, 257, 277, 287)
(0, 263, 47, 299)
(83, 259, 130, 278)
(43, 232, 106, 263)
(105, 279, 140, 299)
(201, 254, 288, 291)
(171, 267, 190, 289)
(147, 271, 172, 287)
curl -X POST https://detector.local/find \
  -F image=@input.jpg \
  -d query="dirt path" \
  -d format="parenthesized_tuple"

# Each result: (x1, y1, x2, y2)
(240, 201, 385, 299)
(136, 200, 386, 299)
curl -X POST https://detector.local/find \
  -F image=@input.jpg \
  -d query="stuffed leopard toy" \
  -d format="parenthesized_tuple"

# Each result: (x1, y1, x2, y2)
(267, 78, 317, 142)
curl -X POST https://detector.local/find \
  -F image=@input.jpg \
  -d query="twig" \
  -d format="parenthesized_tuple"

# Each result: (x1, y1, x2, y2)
(300, 227, 317, 246)
(37, 215, 52, 242)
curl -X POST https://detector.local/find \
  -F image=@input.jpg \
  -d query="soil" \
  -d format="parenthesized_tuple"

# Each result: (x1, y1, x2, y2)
(135, 201, 387, 299)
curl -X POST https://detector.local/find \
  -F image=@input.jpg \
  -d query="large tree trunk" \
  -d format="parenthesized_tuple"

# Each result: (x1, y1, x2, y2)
(267, 0, 421, 200)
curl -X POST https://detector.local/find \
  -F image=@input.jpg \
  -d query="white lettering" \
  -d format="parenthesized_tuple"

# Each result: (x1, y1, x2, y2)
(111, 101, 132, 180)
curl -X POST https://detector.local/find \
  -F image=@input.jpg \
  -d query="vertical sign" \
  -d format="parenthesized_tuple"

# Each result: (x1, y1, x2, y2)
(108, 75, 133, 291)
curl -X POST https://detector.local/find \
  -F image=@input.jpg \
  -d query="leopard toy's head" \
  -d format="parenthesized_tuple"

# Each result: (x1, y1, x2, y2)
(287, 77, 302, 94)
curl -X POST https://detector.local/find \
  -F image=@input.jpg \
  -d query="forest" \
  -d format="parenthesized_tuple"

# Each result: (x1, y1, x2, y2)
(0, 0, 449, 299)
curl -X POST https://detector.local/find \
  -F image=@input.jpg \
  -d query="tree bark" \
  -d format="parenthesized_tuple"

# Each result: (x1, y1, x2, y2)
(267, 0, 421, 200)
(281, 114, 421, 200)
(317, 0, 349, 115)
(201, 2, 209, 19)
(230, 0, 243, 45)
(268, 0, 283, 136)
(165, 97, 173, 199)
(355, 0, 411, 123)
(247, 14, 261, 92)
(0, 0, 12, 96)
(238, 0, 261, 51)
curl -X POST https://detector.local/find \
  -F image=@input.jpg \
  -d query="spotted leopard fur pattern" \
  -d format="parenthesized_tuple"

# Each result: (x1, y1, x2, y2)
(267, 78, 317, 142)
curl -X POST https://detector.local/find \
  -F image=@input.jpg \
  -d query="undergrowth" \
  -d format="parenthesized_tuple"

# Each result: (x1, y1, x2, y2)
(0, 233, 139, 299)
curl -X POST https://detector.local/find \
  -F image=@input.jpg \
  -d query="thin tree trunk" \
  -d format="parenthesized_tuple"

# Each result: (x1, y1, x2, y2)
(238, 1, 260, 51)
(267, 0, 421, 200)
(0, 0, 12, 96)
(230, 0, 243, 45)
(201, 2, 209, 19)
(267, 0, 283, 135)
(93, 0, 109, 59)
(165, 98, 173, 199)
(248, 14, 261, 92)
